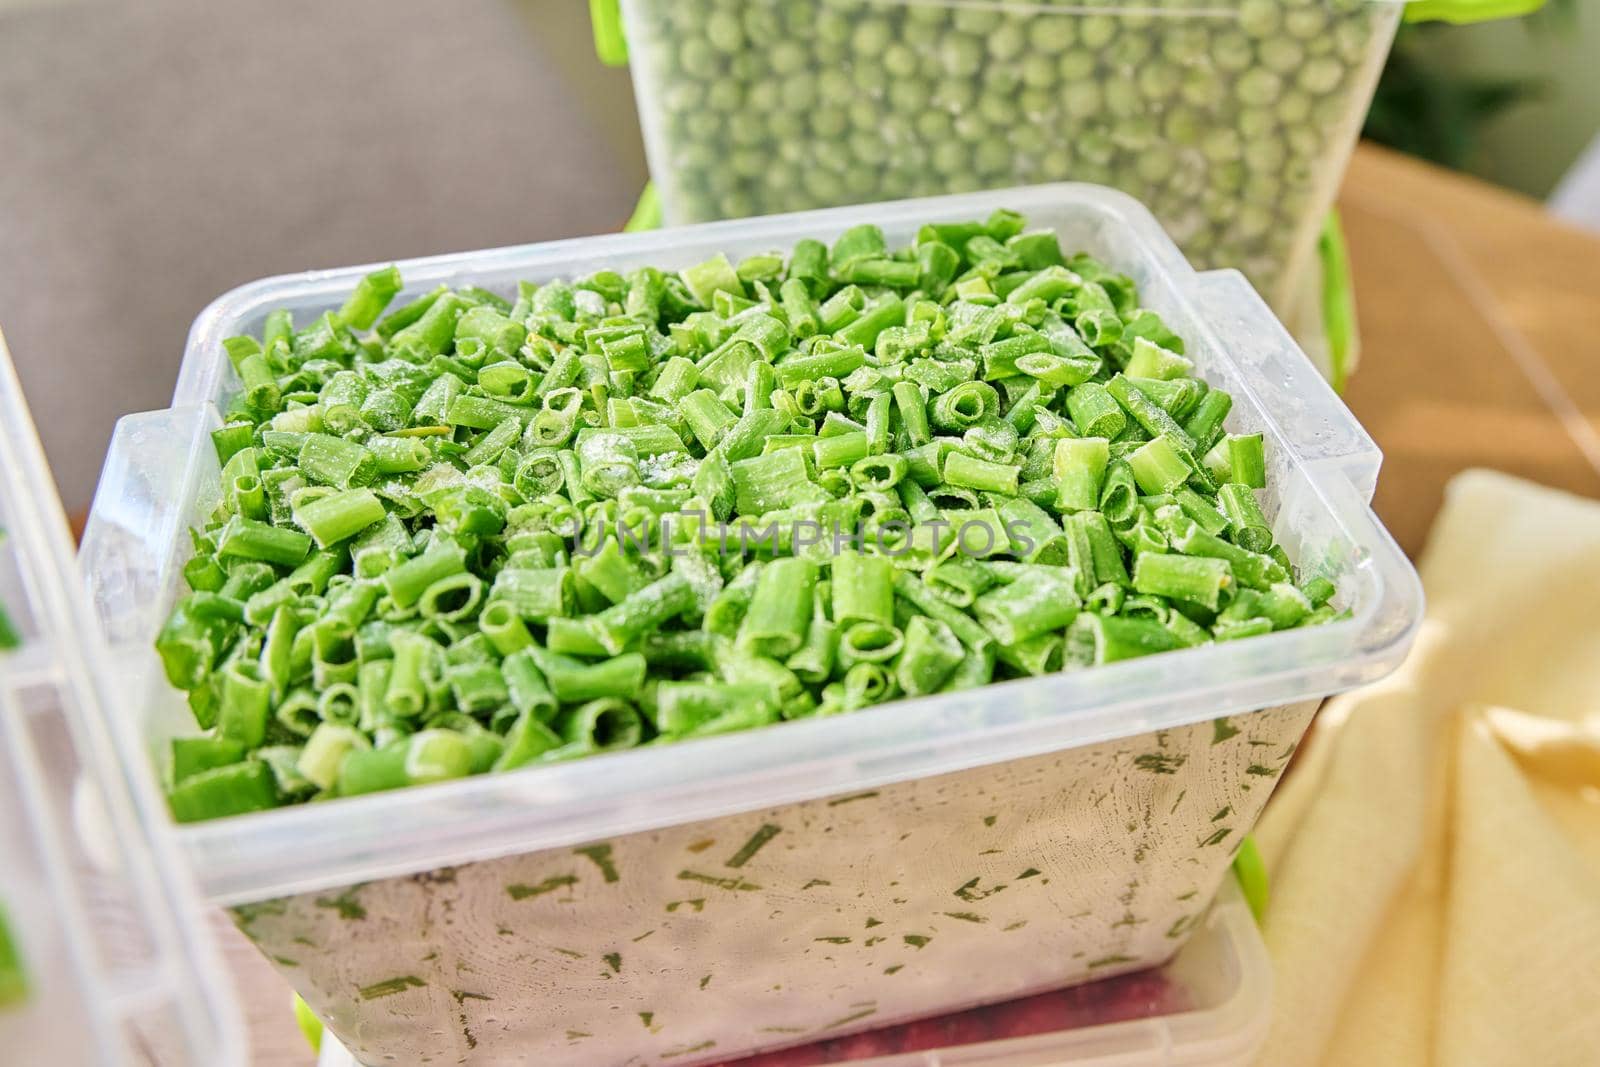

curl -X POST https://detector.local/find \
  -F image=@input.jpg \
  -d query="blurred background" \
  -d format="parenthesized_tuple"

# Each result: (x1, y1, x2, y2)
(1, 0, 1595, 515)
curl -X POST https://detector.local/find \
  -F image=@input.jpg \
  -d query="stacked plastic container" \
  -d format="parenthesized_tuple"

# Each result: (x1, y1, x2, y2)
(314, 875, 1275, 1066)
(77, 184, 1421, 1066)
(600, 0, 1404, 316)
(0, 332, 244, 1066)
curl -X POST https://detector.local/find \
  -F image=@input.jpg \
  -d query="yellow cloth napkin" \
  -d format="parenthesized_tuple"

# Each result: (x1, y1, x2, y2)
(1252, 470, 1600, 1067)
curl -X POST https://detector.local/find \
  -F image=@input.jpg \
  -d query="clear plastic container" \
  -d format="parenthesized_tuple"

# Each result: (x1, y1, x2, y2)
(0, 330, 245, 1066)
(613, 0, 1403, 313)
(315, 875, 1271, 1067)
(79, 184, 1421, 1066)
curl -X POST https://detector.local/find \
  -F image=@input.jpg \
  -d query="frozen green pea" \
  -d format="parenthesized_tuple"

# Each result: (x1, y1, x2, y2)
(663, 81, 704, 116)
(1236, 70, 1282, 109)
(1020, 52, 1057, 90)
(979, 93, 1013, 127)
(679, 37, 717, 74)
(1179, 67, 1224, 109)
(778, 0, 811, 32)
(915, 109, 954, 142)
(1285, 6, 1331, 38)
(1064, 82, 1104, 121)
(1032, 16, 1076, 52)
(719, 191, 755, 219)
(1079, 129, 1115, 165)
(742, 3, 781, 42)
(802, 168, 845, 204)
(729, 52, 762, 82)
(1105, 79, 1143, 120)
(1058, 49, 1096, 82)
(940, 34, 984, 78)
(779, 76, 818, 113)
(1019, 87, 1056, 120)
(705, 10, 744, 53)
(849, 98, 881, 132)
(932, 142, 967, 175)
(814, 9, 851, 45)
(745, 80, 779, 113)
(952, 111, 986, 143)
(1080, 15, 1116, 48)
(704, 79, 743, 113)
(1211, 159, 1246, 194)
(1213, 31, 1255, 74)
(1237, 107, 1275, 140)
(988, 19, 1026, 61)
(1109, 32, 1152, 68)
(888, 79, 926, 116)
(1335, 18, 1377, 63)
(952, 6, 999, 33)
(729, 118, 765, 148)
(1237, 204, 1273, 241)
(1114, 114, 1159, 152)
(932, 80, 977, 114)
(851, 62, 888, 96)
(1312, 92, 1353, 129)
(1162, 25, 1211, 64)
(1201, 127, 1243, 163)
(732, 147, 767, 180)
(1300, 56, 1347, 96)
(851, 17, 892, 56)
(883, 42, 919, 78)
(1163, 107, 1204, 147)
(974, 136, 1013, 177)
(1260, 37, 1305, 76)
(1287, 123, 1325, 158)
(1040, 146, 1074, 174)
(817, 68, 853, 106)
(981, 64, 1023, 97)
(1278, 91, 1313, 125)
(1134, 145, 1178, 185)
(1138, 62, 1180, 101)
(1283, 156, 1316, 192)
(1238, 0, 1281, 37)
(1243, 136, 1286, 173)
(1011, 124, 1049, 158)
(766, 39, 807, 75)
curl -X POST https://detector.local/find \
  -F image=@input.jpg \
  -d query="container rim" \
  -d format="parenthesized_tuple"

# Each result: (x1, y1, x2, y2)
(87, 183, 1423, 905)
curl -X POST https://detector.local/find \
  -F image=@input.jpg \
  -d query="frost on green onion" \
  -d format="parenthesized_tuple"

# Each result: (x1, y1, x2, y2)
(157, 213, 1341, 822)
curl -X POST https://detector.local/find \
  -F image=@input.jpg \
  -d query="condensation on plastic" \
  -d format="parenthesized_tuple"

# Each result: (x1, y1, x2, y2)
(314, 877, 1273, 1067)
(619, 0, 1403, 316)
(77, 185, 1420, 1064)
(0, 331, 245, 1067)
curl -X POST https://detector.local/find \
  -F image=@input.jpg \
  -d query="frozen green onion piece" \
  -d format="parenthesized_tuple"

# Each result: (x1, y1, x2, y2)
(1132, 552, 1233, 611)
(972, 567, 1080, 645)
(1227, 433, 1268, 489)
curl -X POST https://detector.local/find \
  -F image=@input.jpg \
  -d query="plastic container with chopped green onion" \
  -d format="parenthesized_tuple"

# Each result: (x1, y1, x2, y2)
(601, 0, 1401, 315)
(0, 331, 245, 1066)
(79, 185, 1420, 1065)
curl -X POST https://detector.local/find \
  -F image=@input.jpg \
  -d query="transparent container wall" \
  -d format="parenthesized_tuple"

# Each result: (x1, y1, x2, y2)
(0, 333, 245, 1067)
(623, 0, 1401, 312)
(77, 186, 1418, 1064)
(313, 876, 1272, 1067)
(81, 186, 1419, 912)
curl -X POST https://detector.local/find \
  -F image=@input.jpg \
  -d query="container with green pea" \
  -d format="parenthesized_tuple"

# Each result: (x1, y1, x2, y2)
(604, 0, 1403, 315)
(80, 186, 1420, 1065)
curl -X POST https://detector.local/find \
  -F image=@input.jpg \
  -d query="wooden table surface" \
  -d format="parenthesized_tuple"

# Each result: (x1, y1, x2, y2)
(219, 142, 1600, 1065)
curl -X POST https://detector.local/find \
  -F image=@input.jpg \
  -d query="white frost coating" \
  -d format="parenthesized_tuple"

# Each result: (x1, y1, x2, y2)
(237, 702, 1315, 1066)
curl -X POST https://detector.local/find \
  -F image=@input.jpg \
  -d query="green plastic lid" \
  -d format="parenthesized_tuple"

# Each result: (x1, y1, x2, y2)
(1406, 0, 1545, 22)
(590, 0, 1542, 66)
(590, 0, 628, 66)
